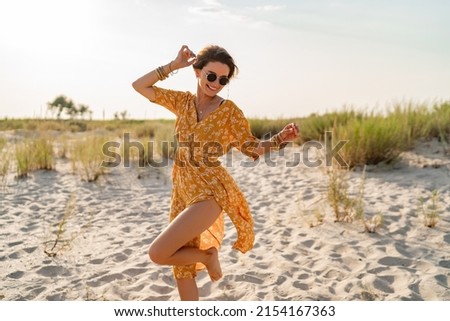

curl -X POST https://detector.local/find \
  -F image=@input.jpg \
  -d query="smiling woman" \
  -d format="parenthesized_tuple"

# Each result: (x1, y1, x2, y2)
(132, 44, 299, 301)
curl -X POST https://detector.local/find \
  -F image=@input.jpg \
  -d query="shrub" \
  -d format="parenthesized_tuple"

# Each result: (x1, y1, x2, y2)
(326, 166, 354, 222)
(300, 109, 363, 143)
(0, 139, 10, 188)
(71, 136, 110, 181)
(34, 137, 55, 170)
(418, 190, 441, 228)
(14, 136, 55, 178)
(332, 115, 411, 167)
(249, 118, 287, 139)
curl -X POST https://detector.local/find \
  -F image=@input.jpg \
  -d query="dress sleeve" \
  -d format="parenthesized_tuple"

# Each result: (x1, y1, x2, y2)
(229, 105, 260, 161)
(150, 86, 187, 116)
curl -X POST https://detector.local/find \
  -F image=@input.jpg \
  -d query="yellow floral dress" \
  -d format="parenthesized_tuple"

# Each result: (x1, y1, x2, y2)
(151, 86, 260, 279)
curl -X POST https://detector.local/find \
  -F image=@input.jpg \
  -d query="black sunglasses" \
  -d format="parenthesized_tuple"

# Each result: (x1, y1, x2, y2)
(203, 70, 229, 86)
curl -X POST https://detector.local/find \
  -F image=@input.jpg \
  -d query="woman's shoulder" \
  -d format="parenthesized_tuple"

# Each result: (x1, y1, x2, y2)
(223, 99, 246, 117)
(150, 86, 194, 116)
(221, 98, 240, 112)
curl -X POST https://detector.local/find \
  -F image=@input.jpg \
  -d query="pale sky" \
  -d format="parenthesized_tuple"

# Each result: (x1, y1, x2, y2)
(1, 0, 449, 120)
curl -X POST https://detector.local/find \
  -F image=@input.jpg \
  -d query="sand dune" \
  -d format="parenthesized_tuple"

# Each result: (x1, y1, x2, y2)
(1, 134, 449, 301)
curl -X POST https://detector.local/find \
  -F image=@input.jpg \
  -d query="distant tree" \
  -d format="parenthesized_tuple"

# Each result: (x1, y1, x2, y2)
(114, 110, 128, 120)
(77, 104, 92, 120)
(47, 95, 92, 119)
(48, 95, 75, 119)
(120, 110, 128, 120)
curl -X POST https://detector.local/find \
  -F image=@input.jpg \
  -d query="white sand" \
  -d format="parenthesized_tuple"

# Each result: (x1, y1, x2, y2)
(1, 133, 449, 301)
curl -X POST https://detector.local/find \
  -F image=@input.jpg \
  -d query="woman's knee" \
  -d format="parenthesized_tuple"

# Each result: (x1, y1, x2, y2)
(148, 241, 168, 265)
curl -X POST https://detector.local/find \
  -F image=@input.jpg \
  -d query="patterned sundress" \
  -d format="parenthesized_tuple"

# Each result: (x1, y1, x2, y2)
(151, 86, 259, 279)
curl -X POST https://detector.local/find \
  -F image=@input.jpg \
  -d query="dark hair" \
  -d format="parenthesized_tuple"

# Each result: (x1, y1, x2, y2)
(192, 45, 238, 79)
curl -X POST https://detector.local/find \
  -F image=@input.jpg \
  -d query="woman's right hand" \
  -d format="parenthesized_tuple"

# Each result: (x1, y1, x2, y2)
(172, 45, 196, 70)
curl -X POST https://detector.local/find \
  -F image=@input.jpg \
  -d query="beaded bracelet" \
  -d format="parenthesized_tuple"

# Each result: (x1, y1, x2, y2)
(270, 133, 288, 150)
(168, 61, 178, 76)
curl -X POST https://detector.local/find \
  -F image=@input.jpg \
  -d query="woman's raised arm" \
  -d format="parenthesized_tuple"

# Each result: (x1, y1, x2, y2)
(132, 45, 196, 101)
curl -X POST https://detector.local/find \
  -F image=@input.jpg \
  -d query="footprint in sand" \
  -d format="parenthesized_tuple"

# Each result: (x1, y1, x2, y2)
(438, 260, 450, 269)
(122, 268, 147, 277)
(88, 273, 125, 287)
(435, 274, 449, 287)
(36, 266, 71, 277)
(112, 252, 129, 262)
(7, 241, 23, 247)
(89, 258, 105, 265)
(301, 239, 314, 248)
(8, 251, 21, 259)
(198, 282, 212, 297)
(20, 224, 39, 232)
(293, 280, 309, 291)
(7, 271, 25, 279)
(378, 256, 413, 267)
(150, 284, 173, 295)
(235, 273, 264, 285)
(23, 246, 38, 254)
(365, 274, 395, 295)
(443, 234, 450, 244)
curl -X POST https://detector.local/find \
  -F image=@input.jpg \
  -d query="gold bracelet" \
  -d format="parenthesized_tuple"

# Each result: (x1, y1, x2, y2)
(155, 67, 162, 80)
(157, 66, 168, 80)
(156, 66, 167, 81)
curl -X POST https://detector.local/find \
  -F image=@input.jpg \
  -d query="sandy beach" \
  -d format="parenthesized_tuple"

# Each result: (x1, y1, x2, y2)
(1, 132, 449, 301)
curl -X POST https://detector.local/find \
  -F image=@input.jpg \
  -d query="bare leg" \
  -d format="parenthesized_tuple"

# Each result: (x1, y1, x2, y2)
(159, 246, 222, 281)
(148, 199, 223, 298)
(176, 278, 199, 301)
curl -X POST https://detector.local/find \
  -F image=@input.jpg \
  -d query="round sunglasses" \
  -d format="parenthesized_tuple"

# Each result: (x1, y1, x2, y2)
(203, 70, 229, 86)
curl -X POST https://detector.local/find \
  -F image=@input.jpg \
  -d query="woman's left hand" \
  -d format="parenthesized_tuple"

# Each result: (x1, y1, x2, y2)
(279, 123, 299, 142)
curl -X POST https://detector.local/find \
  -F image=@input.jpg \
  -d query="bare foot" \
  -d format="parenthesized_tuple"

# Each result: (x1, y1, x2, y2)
(204, 247, 222, 281)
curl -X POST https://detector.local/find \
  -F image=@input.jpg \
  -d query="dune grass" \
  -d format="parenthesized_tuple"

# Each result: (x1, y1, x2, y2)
(44, 192, 94, 257)
(33, 137, 55, 171)
(247, 101, 450, 169)
(14, 141, 31, 178)
(14, 136, 55, 178)
(2, 100, 449, 175)
(324, 164, 384, 232)
(299, 100, 450, 167)
(418, 190, 442, 228)
(0, 138, 10, 188)
(298, 198, 325, 228)
(298, 109, 363, 144)
(71, 135, 113, 182)
(326, 165, 353, 222)
(433, 102, 450, 154)
(0, 137, 6, 150)
(248, 118, 291, 139)
(44, 193, 78, 257)
(332, 114, 410, 167)
(2, 102, 448, 233)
